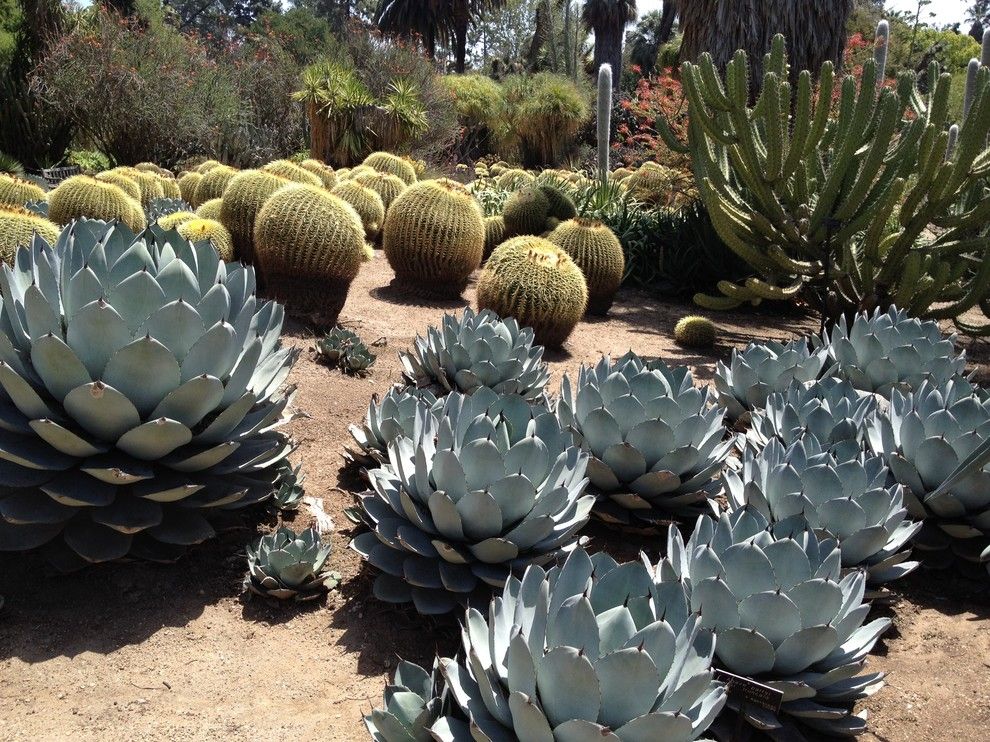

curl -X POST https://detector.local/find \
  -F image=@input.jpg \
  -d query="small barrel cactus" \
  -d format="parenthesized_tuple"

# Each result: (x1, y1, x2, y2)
(195, 197, 223, 221)
(546, 218, 625, 315)
(299, 158, 338, 189)
(177, 171, 202, 204)
(158, 175, 181, 200)
(477, 236, 588, 348)
(219, 169, 288, 263)
(0, 173, 46, 206)
(47, 175, 146, 233)
(494, 168, 534, 190)
(353, 171, 407, 212)
(673, 315, 716, 348)
(331, 180, 386, 241)
(244, 526, 339, 601)
(538, 183, 577, 220)
(177, 218, 235, 261)
(196, 159, 223, 173)
(192, 164, 238, 207)
(253, 184, 367, 321)
(502, 185, 551, 237)
(156, 210, 197, 230)
(483, 215, 506, 258)
(94, 171, 141, 202)
(0, 206, 60, 264)
(383, 179, 484, 297)
(399, 307, 550, 401)
(124, 169, 166, 206)
(261, 159, 323, 188)
(363, 151, 417, 184)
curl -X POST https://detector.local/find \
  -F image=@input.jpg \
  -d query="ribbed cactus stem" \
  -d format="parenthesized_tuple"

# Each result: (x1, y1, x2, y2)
(964, 58, 980, 120)
(982, 29, 990, 68)
(597, 64, 612, 183)
(946, 124, 959, 161)
(874, 20, 889, 90)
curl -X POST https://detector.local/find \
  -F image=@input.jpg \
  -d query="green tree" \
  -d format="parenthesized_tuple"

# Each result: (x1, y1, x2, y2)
(582, 0, 636, 89)
(627, 3, 676, 76)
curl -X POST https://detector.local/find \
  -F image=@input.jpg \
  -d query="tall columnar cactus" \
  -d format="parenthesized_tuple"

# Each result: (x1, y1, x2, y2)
(597, 63, 612, 183)
(663, 24, 990, 334)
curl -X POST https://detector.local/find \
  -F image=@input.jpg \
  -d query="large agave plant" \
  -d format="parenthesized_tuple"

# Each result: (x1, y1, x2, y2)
(146, 197, 192, 222)
(349, 387, 594, 614)
(726, 436, 921, 585)
(747, 378, 877, 457)
(365, 660, 448, 741)
(714, 338, 828, 422)
(0, 222, 298, 568)
(400, 308, 550, 402)
(821, 306, 967, 398)
(373, 548, 726, 741)
(665, 510, 890, 737)
(556, 352, 733, 524)
(345, 387, 440, 466)
(866, 378, 990, 570)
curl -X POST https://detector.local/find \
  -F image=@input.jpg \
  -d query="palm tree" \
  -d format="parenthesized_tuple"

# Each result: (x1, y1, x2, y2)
(582, 0, 637, 89)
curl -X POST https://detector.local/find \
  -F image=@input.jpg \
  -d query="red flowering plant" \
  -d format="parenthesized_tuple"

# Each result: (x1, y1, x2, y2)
(612, 66, 692, 175)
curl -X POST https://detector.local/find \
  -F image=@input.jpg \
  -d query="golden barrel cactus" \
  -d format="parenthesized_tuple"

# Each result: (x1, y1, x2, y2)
(0, 206, 61, 264)
(673, 315, 716, 348)
(546, 218, 625, 315)
(218, 169, 287, 263)
(382, 179, 484, 297)
(261, 159, 323, 188)
(177, 217, 235, 261)
(195, 198, 223, 220)
(196, 159, 223, 174)
(0, 174, 46, 206)
(157, 211, 197, 230)
(354, 171, 407, 212)
(178, 171, 203, 203)
(331, 181, 386, 241)
(300, 158, 338, 189)
(193, 164, 238, 207)
(362, 152, 417, 185)
(47, 176, 146, 233)
(502, 186, 550, 237)
(477, 236, 588, 348)
(158, 175, 181, 199)
(495, 168, 534, 190)
(253, 184, 366, 320)
(123, 169, 166, 206)
(484, 215, 506, 259)
(95, 171, 141, 202)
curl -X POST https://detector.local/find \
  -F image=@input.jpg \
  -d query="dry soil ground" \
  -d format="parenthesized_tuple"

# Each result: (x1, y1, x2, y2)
(1, 254, 988, 741)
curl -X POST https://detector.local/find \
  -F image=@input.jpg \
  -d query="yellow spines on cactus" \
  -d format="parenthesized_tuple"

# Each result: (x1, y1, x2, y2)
(177, 217, 235, 261)
(382, 178, 484, 297)
(0, 173, 46, 206)
(484, 215, 506, 259)
(300, 158, 338, 189)
(125, 170, 166, 206)
(477, 236, 588, 348)
(362, 242, 375, 261)
(95, 171, 141, 202)
(253, 183, 366, 320)
(193, 164, 237, 207)
(157, 211, 197, 230)
(196, 159, 223, 174)
(47, 175, 147, 233)
(262, 159, 323, 188)
(362, 152, 417, 184)
(158, 175, 181, 199)
(344, 165, 375, 181)
(336, 167, 352, 180)
(219, 169, 288, 264)
(495, 168, 535, 190)
(503, 186, 550, 237)
(354, 171, 407, 211)
(546, 218, 625, 315)
(537, 184, 577, 220)
(0, 205, 61, 264)
(331, 180, 386, 241)
(623, 164, 696, 208)
(178, 172, 203, 204)
(135, 162, 172, 177)
(674, 315, 717, 348)
(610, 167, 634, 181)
(196, 198, 223, 221)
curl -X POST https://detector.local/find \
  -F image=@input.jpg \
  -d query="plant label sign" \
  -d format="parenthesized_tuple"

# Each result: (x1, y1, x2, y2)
(713, 669, 784, 713)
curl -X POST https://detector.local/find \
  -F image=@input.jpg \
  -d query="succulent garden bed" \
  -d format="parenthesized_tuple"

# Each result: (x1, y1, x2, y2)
(0, 254, 987, 742)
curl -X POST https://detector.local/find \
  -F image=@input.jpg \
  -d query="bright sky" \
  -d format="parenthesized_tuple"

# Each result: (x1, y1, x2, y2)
(637, 0, 971, 29)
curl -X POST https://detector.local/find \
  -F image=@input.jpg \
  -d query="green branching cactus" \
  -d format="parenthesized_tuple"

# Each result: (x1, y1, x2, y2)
(662, 23, 990, 335)
(597, 63, 612, 183)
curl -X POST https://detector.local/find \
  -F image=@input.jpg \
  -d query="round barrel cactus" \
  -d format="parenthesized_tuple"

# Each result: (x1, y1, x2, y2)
(363, 151, 417, 184)
(556, 352, 733, 525)
(399, 307, 551, 402)
(546, 218, 625, 315)
(0, 173, 46, 206)
(1, 206, 60, 264)
(332, 180, 386, 241)
(419, 548, 726, 740)
(47, 176, 146, 233)
(300, 158, 338, 189)
(866, 378, 990, 571)
(219, 169, 288, 263)
(0, 222, 298, 568)
(822, 307, 967, 398)
(354, 171, 406, 213)
(665, 510, 890, 736)
(349, 387, 594, 614)
(262, 159, 324, 188)
(345, 387, 440, 466)
(726, 435, 921, 585)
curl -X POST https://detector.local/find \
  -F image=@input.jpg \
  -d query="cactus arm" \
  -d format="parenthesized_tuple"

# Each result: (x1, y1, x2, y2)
(863, 178, 907, 264)
(745, 276, 803, 301)
(717, 280, 761, 301)
(780, 71, 813, 182)
(891, 251, 925, 308)
(693, 293, 743, 310)
(927, 250, 990, 319)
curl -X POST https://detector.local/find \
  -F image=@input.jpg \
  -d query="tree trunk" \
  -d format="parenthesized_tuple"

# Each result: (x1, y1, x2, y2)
(453, 3, 469, 72)
(593, 25, 623, 89)
(658, 2, 677, 45)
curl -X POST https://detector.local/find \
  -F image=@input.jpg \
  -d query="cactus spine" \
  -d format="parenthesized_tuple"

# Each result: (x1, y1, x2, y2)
(597, 64, 612, 183)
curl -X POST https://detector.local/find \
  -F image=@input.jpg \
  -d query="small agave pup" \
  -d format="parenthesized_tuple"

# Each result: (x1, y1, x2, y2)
(556, 352, 734, 525)
(400, 307, 550, 402)
(244, 526, 340, 601)
(665, 510, 890, 737)
(367, 549, 727, 741)
(365, 660, 448, 741)
(350, 387, 594, 614)
(726, 436, 921, 586)
(821, 307, 967, 398)
(272, 462, 305, 511)
(0, 223, 298, 567)
(345, 387, 440, 466)
(714, 338, 828, 422)
(867, 378, 990, 571)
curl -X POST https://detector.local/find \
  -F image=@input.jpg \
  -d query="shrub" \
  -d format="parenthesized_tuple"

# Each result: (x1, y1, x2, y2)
(440, 73, 506, 160)
(501, 73, 590, 167)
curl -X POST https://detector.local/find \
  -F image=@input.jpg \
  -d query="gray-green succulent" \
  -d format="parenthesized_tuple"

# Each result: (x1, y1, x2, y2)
(243, 526, 339, 601)
(422, 548, 727, 741)
(146, 197, 192, 222)
(726, 435, 921, 585)
(665, 509, 890, 736)
(715, 338, 828, 422)
(821, 307, 967, 398)
(400, 308, 550, 402)
(866, 378, 990, 570)
(349, 387, 594, 614)
(0, 222, 297, 568)
(365, 660, 447, 741)
(317, 326, 376, 375)
(556, 352, 733, 524)
(747, 378, 877, 457)
(24, 200, 49, 218)
(345, 387, 440, 466)
(273, 461, 305, 511)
